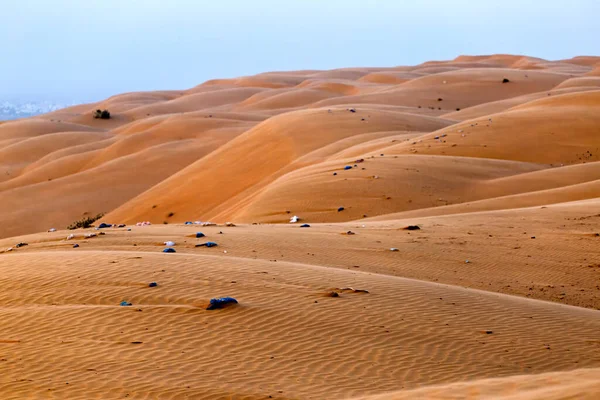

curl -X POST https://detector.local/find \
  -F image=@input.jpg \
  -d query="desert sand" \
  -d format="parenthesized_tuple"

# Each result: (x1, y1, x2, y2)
(1, 54, 600, 399)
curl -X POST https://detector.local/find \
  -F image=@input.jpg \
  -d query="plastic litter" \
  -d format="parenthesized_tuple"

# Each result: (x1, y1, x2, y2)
(196, 232, 205, 238)
(162, 248, 176, 253)
(98, 223, 112, 229)
(164, 241, 175, 246)
(120, 301, 132, 306)
(390, 248, 399, 252)
(73, 244, 79, 248)
(290, 216, 299, 223)
(196, 242, 218, 248)
(148, 282, 158, 287)
(344, 166, 352, 170)
(300, 224, 311, 228)
(337, 207, 345, 212)
(206, 297, 238, 310)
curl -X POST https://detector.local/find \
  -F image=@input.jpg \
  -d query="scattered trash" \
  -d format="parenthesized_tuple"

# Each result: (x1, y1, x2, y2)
(98, 223, 112, 229)
(346, 231, 355, 235)
(390, 248, 399, 252)
(300, 224, 311, 228)
(185, 221, 193, 225)
(344, 166, 352, 170)
(15, 242, 28, 248)
(48, 228, 56, 232)
(148, 282, 158, 287)
(65, 234, 74, 240)
(502, 78, 510, 83)
(465, 260, 470, 263)
(403, 225, 421, 231)
(84, 233, 97, 238)
(196, 242, 218, 248)
(136, 221, 152, 226)
(164, 241, 175, 246)
(290, 216, 299, 223)
(162, 248, 176, 253)
(337, 207, 345, 212)
(116, 224, 126, 228)
(196, 232, 205, 238)
(120, 301, 133, 307)
(206, 297, 238, 310)
(348, 108, 356, 113)
(531, 236, 536, 239)
(73, 244, 79, 248)
(225, 222, 236, 227)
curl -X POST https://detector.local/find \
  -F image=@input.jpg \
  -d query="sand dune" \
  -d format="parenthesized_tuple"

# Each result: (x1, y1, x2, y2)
(353, 368, 600, 400)
(2, 54, 600, 399)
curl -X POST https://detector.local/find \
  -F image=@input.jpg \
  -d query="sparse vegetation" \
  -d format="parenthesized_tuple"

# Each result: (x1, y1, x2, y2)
(93, 109, 111, 119)
(67, 213, 105, 230)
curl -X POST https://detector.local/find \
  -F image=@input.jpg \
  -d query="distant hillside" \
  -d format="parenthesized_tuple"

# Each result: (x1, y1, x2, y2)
(0, 100, 74, 120)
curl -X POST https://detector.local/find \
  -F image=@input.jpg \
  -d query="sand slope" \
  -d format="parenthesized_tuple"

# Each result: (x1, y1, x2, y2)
(1, 199, 600, 399)
(2, 55, 600, 236)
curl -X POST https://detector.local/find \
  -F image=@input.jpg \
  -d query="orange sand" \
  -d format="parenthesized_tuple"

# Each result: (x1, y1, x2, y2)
(1, 54, 600, 399)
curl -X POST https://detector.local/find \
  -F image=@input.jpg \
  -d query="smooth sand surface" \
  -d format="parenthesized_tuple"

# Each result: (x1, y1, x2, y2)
(1, 54, 600, 399)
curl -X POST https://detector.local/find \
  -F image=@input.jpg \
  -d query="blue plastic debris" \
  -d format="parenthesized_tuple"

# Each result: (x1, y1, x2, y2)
(344, 166, 352, 170)
(185, 221, 193, 225)
(195, 232, 205, 238)
(338, 207, 345, 212)
(120, 301, 132, 306)
(206, 297, 238, 310)
(300, 224, 311, 228)
(148, 282, 158, 287)
(73, 244, 79, 248)
(98, 223, 112, 229)
(162, 248, 176, 253)
(195, 242, 218, 248)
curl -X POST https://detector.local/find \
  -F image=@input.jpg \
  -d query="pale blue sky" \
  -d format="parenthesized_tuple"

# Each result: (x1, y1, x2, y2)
(1, 0, 598, 102)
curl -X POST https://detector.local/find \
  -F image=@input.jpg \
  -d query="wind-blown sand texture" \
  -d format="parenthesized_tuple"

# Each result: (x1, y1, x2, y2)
(1, 55, 600, 399)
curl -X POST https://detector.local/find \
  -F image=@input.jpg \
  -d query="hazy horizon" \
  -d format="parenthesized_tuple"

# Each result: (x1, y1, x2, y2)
(2, 0, 599, 103)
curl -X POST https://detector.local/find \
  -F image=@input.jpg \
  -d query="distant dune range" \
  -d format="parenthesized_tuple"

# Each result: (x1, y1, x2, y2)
(1, 55, 600, 399)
